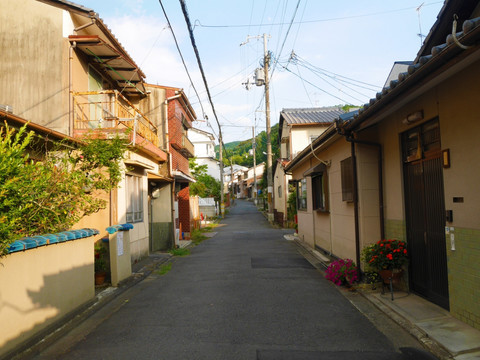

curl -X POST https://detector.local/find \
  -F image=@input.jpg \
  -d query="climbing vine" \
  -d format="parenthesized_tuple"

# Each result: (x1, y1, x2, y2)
(0, 124, 128, 257)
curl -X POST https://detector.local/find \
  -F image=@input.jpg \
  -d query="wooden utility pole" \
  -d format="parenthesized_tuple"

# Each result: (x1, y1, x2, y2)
(263, 33, 273, 222)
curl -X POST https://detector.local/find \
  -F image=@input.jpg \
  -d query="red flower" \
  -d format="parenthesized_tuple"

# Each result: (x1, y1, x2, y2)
(387, 254, 393, 260)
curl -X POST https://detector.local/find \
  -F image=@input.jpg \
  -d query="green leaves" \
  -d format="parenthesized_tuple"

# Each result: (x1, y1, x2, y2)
(189, 158, 221, 202)
(0, 124, 127, 257)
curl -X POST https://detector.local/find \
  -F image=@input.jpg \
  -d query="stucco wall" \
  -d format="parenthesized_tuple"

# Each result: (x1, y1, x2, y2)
(290, 125, 329, 158)
(139, 85, 167, 150)
(0, 0, 68, 133)
(273, 162, 288, 220)
(0, 238, 94, 357)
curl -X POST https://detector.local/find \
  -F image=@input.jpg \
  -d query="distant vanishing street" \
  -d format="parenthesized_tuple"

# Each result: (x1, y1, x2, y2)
(33, 200, 435, 360)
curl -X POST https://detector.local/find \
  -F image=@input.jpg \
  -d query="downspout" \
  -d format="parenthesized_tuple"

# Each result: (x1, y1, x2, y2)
(69, 41, 76, 136)
(342, 131, 385, 276)
(349, 140, 362, 275)
(165, 94, 181, 248)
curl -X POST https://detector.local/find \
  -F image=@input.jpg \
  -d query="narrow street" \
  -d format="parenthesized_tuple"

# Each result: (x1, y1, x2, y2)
(34, 200, 434, 360)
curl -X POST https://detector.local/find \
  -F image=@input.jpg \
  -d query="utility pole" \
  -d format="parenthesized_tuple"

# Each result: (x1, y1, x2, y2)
(252, 125, 257, 205)
(262, 33, 273, 222)
(241, 33, 272, 220)
(219, 128, 224, 218)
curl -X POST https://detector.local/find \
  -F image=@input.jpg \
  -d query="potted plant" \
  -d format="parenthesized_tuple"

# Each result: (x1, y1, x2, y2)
(361, 239, 408, 285)
(325, 258, 359, 287)
(94, 242, 107, 285)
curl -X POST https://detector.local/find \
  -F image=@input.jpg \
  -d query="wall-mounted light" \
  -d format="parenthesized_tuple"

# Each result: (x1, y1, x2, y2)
(402, 110, 424, 125)
(442, 149, 451, 168)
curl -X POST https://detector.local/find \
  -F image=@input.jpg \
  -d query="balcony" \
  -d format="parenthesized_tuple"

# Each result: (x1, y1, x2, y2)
(72, 90, 166, 161)
(172, 133, 195, 158)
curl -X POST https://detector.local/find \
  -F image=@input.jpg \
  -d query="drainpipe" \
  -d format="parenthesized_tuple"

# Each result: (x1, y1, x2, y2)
(342, 132, 385, 276)
(69, 41, 76, 136)
(164, 94, 181, 248)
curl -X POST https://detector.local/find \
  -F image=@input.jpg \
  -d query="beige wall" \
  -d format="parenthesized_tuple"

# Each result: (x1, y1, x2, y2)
(356, 143, 381, 251)
(437, 62, 480, 230)
(291, 135, 381, 262)
(0, 0, 69, 133)
(0, 238, 94, 357)
(273, 162, 289, 218)
(290, 125, 328, 159)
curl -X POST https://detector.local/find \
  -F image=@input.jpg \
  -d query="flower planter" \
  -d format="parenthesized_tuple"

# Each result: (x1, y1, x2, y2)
(379, 269, 403, 285)
(95, 271, 106, 286)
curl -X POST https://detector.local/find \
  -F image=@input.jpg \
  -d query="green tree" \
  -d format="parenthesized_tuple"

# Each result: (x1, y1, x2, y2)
(189, 157, 221, 203)
(0, 124, 127, 257)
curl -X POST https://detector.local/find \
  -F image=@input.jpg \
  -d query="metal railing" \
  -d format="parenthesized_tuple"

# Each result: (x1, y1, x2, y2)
(72, 90, 159, 147)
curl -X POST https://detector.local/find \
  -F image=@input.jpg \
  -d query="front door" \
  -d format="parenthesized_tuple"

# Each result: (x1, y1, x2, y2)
(402, 119, 449, 309)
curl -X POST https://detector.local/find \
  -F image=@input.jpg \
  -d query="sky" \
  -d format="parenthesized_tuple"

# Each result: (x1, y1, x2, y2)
(76, 0, 444, 144)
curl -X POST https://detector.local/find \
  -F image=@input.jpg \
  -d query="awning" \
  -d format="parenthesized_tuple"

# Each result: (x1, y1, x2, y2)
(124, 159, 154, 170)
(147, 171, 173, 182)
(303, 163, 327, 177)
(172, 170, 196, 183)
(70, 35, 146, 96)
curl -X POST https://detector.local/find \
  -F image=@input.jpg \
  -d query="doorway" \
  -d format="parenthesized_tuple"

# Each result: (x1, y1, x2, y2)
(402, 119, 449, 309)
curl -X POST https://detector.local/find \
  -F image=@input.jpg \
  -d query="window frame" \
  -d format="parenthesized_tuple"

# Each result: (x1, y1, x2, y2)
(340, 157, 354, 202)
(312, 172, 329, 212)
(126, 174, 144, 223)
(296, 178, 307, 211)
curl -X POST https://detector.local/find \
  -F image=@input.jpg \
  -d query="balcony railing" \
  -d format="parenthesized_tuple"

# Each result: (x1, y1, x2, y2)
(182, 134, 195, 158)
(72, 90, 159, 147)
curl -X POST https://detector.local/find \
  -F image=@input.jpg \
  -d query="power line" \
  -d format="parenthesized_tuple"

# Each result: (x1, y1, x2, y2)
(273, 55, 355, 104)
(270, 0, 301, 80)
(158, 0, 206, 118)
(294, 54, 382, 90)
(193, 2, 443, 29)
(178, 0, 234, 168)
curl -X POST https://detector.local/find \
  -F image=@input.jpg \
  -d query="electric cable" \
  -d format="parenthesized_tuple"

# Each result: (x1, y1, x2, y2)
(194, 2, 443, 29)
(158, 0, 207, 119)
(176, 0, 232, 161)
(270, 0, 301, 80)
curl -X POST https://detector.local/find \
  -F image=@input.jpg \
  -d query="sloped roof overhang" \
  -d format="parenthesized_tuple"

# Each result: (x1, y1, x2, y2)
(70, 35, 146, 96)
(147, 171, 173, 183)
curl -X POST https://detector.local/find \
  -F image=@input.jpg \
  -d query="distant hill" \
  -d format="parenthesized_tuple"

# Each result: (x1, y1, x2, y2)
(214, 124, 279, 167)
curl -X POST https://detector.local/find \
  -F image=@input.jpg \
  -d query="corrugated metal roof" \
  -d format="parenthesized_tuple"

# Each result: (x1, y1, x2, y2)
(280, 107, 344, 125)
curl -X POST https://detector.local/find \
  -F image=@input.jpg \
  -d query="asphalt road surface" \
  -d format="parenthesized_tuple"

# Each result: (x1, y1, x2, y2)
(33, 200, 436, 360)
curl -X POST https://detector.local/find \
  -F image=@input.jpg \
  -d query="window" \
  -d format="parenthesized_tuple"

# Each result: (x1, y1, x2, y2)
(278, 185, 282, 198)
(312, 173, 328, 211)
(126, 175, 143, 223)
(341, 157, 354, 202)
(296, 178, 307, 210)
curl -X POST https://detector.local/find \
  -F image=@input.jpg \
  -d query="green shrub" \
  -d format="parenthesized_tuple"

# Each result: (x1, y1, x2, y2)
(0, 124, 127, 257)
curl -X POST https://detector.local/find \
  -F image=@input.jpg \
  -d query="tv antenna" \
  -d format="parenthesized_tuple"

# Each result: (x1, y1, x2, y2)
(417, 3, 426, 46)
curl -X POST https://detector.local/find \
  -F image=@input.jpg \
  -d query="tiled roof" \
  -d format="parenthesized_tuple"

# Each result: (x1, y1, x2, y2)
(280, 107, 344, 125)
